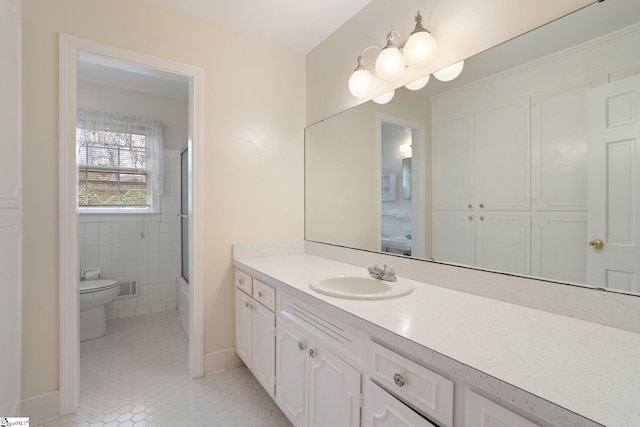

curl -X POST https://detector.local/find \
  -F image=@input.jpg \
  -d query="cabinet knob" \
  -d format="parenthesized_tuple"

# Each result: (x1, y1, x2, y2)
(468, 216, 473, 221)
(239, 278, 244, 285)
(467, 204, 473, 209)
(309, 348, 316, 358)
(393, 373, 406, 387)
(244, 300, 249, 308)
(480, 216, 485, 221)
(479, 203, 485, 209)
(258, 291, 263, 298)
(298, 342, 305, 351)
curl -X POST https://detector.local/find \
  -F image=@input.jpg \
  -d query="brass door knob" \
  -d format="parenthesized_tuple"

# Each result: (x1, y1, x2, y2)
(589, 239, 604, 249)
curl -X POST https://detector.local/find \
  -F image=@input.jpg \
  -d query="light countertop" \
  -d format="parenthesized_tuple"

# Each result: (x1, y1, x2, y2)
(234, 252, 640, 427)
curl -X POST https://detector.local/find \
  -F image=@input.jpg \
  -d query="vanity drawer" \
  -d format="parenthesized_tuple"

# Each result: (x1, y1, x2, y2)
(369, 341, 454, 427)
(235, 269, 252, 295)
(253, 279, 275, 312)
(465, 390, 539, 427)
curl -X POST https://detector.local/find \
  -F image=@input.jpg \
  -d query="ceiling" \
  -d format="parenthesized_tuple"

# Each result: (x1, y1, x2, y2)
(140, 0, 373, 54)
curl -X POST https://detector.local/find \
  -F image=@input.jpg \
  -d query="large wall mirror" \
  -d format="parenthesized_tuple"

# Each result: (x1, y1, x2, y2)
(305, 0, 640, 296)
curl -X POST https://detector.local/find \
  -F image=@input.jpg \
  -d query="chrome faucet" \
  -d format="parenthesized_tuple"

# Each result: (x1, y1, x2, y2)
(367, 264, 397, 282)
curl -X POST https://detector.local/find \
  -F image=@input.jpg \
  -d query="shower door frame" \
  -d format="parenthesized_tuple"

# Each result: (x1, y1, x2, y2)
(58, 34, 205, 415)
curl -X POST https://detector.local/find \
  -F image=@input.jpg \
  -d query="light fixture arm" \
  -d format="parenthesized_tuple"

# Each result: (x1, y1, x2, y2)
(384, 29, 402, 47)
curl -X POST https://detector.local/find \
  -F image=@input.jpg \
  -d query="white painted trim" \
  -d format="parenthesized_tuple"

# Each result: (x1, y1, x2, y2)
(58, 34, 205, 415)
(58, 34, 80, 416)
(20, 391, 60, 426)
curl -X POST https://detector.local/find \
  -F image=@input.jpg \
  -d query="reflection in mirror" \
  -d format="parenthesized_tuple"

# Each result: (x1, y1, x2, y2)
(305, 0, 640, 296)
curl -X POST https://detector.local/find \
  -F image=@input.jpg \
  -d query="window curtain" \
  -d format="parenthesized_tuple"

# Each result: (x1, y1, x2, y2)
(77, 109, 164, 200)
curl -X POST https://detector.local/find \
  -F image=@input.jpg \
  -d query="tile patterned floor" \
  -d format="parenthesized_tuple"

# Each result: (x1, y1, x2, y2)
(39, 310, 292, 427)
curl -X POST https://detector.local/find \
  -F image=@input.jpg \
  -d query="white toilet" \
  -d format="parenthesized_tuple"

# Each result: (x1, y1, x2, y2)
(79, 279, 120, 342)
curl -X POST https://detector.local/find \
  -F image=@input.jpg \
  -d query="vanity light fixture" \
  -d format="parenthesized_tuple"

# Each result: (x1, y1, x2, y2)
(348, 54, 375, 98)
(375, 30, 406, 81)
(404, 74, 430, 91)
(433, 60, 465, 81)
(373, 90, 395, 104)
(403, 11, 438, 68)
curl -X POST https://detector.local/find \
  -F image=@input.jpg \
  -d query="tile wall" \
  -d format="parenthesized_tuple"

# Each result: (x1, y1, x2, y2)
(79, 149, 182, 319)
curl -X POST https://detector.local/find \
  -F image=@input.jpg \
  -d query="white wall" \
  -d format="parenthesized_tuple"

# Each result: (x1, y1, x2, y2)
(0, 0, 22, 417)
(21, 0, 304, 406)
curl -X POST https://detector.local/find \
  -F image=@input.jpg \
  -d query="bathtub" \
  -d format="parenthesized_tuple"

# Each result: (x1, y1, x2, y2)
(176, 276, 189, 339)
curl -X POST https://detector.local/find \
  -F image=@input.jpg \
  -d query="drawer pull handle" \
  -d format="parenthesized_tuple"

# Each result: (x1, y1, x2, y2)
(309, 348, 316, 358)
(393, 373, 406, 387)
(298, 342, 305, 351)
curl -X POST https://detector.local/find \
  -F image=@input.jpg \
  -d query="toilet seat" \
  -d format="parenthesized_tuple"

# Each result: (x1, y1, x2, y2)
(80, 279, 120, 294)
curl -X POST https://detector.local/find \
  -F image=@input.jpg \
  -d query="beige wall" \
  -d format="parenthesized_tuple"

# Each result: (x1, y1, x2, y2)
(305, 89, 430, 251)
(305, 0, 594, 124)
(21, 0, 304, 400)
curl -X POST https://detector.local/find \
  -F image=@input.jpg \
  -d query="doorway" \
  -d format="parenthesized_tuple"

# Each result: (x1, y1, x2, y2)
(377, 114, 427, 259)
(59, 34, 204, 414)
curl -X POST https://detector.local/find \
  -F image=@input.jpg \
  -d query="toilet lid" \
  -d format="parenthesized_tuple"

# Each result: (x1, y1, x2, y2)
(79, 279, 120, 294)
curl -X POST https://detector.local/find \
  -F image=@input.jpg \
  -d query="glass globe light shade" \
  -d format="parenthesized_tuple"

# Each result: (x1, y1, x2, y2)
(403, 31, 438, 68)
(404, 74, 430, 91)
(433, 60, 465, 81)
(373, 90, 395, 104)
(375, 46, 405, 81)
(348, 68, 374, 98)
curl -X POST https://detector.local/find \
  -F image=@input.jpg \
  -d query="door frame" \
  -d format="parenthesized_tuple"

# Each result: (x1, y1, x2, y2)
(376, 113, 427, 258)
(58, 34, 205, 414)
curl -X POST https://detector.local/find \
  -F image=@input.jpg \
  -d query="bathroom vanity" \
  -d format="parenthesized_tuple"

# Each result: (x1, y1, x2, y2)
(232, 242, 640, 427)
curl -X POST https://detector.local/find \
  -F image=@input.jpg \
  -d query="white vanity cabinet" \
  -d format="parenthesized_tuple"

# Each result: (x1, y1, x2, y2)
(234, 269, 276, 398)
(276, 295, 362, 427)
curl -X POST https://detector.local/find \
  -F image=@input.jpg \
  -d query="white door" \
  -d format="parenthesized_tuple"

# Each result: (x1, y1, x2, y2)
(308, 345, 361, 427)
(587, 75, 640, 292)
(234, 288, 252, 368)
(276, 319, 309, 427)
(251, 302, 275, 398)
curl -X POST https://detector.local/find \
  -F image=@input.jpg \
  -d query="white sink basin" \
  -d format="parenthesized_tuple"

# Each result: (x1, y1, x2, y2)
(310, 275, 414, 300)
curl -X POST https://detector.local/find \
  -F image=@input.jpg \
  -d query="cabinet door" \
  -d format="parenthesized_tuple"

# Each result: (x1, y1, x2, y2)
(434, 211, 475, 266)
(252, 302, 275, 398)
(363, 382, 436, 427)
(308, 344, 361, 427)
(475, 99, 530, 211)
(433, 114, 475, 210)
(235, 288, 252, 369)
(476, 213, 530, 275)
(276, 319, 308, 427)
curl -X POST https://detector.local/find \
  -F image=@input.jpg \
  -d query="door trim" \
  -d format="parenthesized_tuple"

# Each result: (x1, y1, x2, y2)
(58, 34, 205, 415)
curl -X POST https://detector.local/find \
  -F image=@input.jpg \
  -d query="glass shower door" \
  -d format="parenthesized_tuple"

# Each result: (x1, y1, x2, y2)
(180, 147, 190, 283)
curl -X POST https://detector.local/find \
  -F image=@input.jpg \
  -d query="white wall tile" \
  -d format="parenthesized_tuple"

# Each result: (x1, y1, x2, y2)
(79, 149, 180, 318)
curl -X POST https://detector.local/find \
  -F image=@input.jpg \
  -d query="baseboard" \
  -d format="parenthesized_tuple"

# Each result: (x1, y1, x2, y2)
(20, 390, 59, 426)
(204, 348, 244, 375)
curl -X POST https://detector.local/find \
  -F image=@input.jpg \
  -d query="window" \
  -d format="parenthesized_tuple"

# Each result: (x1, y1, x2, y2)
(77, 109, 163, 213)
